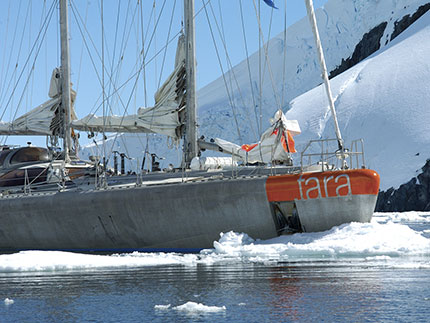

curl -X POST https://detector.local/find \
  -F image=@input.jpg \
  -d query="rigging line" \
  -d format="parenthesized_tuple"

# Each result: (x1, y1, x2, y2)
(153, 1, 158, 88)
(73, 6, 181, 122)
(102, 0, 121, 119)
(0, 0, 56, 121)
(0, 1, 12, 101)
(70, 0, 135, 118)
(208, 1, 258, 142)
(106, 0, 168, 162)
(140, 0, 148, 107)
(105, 4, 169, 164)
(101, 0, 107, 165)
(70, 0, 136, 97)
(71, 3, 179, 122)
(252, 0, 281, 109)
(281, 0, 287, 108)
(75, 0, 90, 95)
(157, 0, 177, 89)
(27, 0, 33, 113)
(239, 0, 259, 136)
(258, 0, 262, 136)
(113, 0, 168, 110)
(41, 0, 48, 100)
(0, 0, 30, 114)
(149, 0, 177, 130)
(260, 1, 275, 97)
(97, 0, 125, 122)
(15, 1, 33, 118)
(1, 1, 56, 145)
(70, 0, 160, 120)
(0, 0, 22, 107)
(30, 0, 47, 115)
(217, 0, 226, 42)
(143, 1, 156, 52)
(202, 0, 242, 144)
(107, 0, 137, 117)
(100, 0, 165, 146)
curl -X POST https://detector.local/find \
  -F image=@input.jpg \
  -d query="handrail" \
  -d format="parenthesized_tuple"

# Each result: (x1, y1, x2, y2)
(300, 138, 366, 171)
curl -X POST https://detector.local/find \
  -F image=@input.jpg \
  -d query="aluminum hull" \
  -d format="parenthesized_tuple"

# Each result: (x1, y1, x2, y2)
(0, 168, 380, 252)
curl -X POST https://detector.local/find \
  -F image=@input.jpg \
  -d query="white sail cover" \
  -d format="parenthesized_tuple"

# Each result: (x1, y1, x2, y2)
(72, 35, 186, 139)
(0, 68, 77, 136)
(215, 110, 301, 164)
(0, 98, 60, 136)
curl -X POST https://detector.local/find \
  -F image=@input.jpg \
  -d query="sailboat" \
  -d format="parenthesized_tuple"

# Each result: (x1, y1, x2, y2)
(0, 0, 379, 252)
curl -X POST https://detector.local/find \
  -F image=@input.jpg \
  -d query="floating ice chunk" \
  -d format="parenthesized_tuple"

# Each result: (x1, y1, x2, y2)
(0, 250, 199, 273)
(4, 298, 14, 306)
(374, 212, 430, 224)
(365, 255, 391, 261)
(218, 231, 254, 246)
(154, 304, 171, 310)
(173, 301, 226, 313)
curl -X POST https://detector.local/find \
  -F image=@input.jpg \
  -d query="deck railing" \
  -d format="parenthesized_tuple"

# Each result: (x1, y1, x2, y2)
(300, 138, 366, 172)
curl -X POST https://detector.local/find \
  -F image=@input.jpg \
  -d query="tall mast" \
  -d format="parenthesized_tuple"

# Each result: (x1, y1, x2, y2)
(183, 0, 198, 167)
(304, 0, 344, 153)
(59, 0, 72, 162)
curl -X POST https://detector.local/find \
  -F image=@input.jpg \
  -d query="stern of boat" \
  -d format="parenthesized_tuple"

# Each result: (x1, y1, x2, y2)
(266, 168, 380, 233)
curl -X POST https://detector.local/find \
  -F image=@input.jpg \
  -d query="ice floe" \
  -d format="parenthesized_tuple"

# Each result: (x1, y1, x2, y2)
(0, 212, 428, 273)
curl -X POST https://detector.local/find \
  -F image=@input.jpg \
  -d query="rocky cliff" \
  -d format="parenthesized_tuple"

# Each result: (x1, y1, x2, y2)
(376, 160, 430, 212)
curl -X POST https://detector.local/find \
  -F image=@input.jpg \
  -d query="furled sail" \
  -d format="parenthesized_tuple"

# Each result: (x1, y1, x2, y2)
(71, 35, 186, 140)
(0, 68, 76, 136)
(215, 110, 301, 164)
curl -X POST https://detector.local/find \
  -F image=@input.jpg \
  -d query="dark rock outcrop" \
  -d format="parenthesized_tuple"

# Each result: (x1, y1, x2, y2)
(329, 3, 430, 79)
(390, 3, 430, 41)
(376, 159, 430, 212)
(329, 22, 387, 79)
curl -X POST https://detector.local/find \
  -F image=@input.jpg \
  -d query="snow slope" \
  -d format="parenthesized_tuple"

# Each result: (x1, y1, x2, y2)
(81, 0, 430, 190)
(196, 0, 430, 144)
(287, 10, 430, 190)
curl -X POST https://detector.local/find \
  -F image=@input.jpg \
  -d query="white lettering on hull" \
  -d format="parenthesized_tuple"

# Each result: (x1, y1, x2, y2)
(298, 174, 351, 200)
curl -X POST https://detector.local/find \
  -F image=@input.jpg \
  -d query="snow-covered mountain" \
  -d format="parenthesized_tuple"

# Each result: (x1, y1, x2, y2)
(81, 0, 430, 191)
(287, 9, 430, 190)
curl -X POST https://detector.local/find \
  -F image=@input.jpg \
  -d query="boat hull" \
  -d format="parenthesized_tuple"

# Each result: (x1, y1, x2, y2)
(0, 169, 380, 252)
(0, 177, 277, 252)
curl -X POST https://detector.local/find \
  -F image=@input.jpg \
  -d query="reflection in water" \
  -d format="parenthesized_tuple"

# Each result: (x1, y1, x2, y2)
(1, 261, 429, 322)
(268, 264, 384, 321)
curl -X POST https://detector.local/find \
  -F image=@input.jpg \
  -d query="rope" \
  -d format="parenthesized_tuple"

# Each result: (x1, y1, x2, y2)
(239, 0, 259, 136)
(0, 1, 56, 120)
(0, 0, 56, 134)
(252, 0, 282, 110)
(209, 1, 258, 142)
(281, 0, 288, 108)
(202, 0, 243, 144)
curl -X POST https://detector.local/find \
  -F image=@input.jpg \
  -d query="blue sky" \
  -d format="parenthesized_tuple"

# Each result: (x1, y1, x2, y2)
(0, 0, 327, 148)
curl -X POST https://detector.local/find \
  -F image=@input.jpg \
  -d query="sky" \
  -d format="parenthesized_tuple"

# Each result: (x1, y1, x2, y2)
(0, 0, 327, 148)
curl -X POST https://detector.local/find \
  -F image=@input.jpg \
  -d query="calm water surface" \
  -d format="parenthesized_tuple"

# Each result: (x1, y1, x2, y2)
(1, 212, 429, 322)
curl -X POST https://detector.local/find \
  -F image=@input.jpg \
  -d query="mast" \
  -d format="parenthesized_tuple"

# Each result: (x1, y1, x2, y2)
(304, 0, 344, 153)
(183, 0, 198, 167)
(59, 0, 72, 162)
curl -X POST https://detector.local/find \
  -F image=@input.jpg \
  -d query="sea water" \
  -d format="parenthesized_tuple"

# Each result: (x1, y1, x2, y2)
(0, 212, 429, 322)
